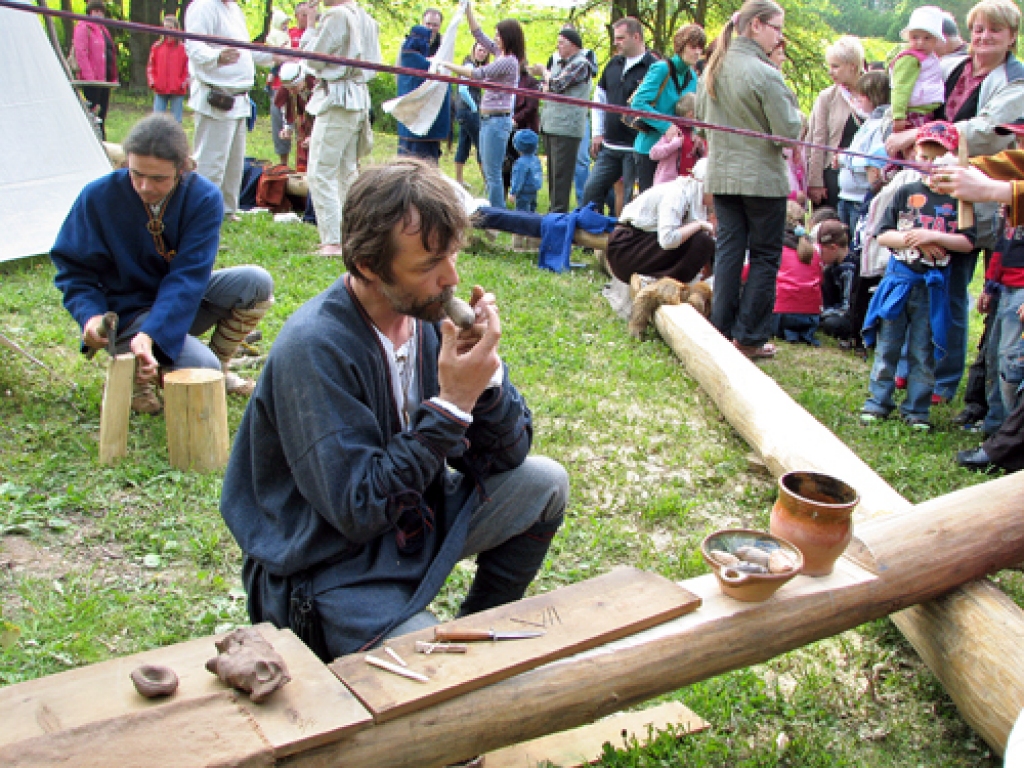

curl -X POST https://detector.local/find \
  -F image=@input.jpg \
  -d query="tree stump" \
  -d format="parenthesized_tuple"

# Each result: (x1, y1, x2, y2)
(163, 369, 229, 472)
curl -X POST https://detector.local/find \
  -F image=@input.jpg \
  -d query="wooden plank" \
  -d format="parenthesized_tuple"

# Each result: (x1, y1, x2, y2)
(653, 302, 1024, 755)
(98, 353, 135, 464)
(485, 702, 709, 768)
(0, 624, 372, 758)
(331, 567, 700, 723)
(0, 693, 274, 768)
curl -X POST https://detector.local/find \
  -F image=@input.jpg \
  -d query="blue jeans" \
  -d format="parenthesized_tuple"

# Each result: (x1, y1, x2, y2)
(113, 266, 273, 369)
(454, 111, 481, 164)
(864, 282, 935, 421)
(995, 286, 1024, 414)
(933, 249, 979, 399)
(153, 93, 184, 124)
(711, 194, 788, 347)
(515, 192, 537, 212)
(479, 114, 512, 208)
(574, 118, 591, 208)
(773, 313, 820, 346)
(837, 198, 863, 236)
(983, 292, 1007, 434)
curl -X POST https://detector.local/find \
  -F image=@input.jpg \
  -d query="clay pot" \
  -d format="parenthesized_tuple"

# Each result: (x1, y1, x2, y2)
(701, 529, 804, 603)
(770, 470, 859, 577)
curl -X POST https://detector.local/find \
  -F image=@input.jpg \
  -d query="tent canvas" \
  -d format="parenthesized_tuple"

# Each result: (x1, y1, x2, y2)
(0, 0, 112, 263)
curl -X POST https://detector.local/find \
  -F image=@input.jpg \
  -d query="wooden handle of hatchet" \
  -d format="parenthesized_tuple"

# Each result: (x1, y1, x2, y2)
(958, 142, 975, 230)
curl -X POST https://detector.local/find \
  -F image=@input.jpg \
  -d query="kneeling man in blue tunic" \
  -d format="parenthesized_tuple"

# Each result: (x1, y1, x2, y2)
(50, 115, 274, 415)
(220, 157, 569, 661)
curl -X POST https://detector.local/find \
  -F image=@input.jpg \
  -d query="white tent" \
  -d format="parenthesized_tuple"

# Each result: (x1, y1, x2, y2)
(0, 0, 111, 262)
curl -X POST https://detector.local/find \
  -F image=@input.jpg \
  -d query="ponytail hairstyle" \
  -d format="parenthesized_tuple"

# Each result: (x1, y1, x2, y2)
(703, 0, 784, 100)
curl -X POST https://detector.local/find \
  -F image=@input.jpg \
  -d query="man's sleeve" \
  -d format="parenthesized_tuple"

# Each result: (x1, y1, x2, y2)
(183, 2, 221, 67)
(547, 58, 591, 94)
(452, 364, 533, 480)
(50, 194, 111, 331)
(592, 85, 608, 137)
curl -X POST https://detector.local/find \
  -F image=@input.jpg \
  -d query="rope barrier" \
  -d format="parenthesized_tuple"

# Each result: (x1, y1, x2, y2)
(3, 0, 929, 173)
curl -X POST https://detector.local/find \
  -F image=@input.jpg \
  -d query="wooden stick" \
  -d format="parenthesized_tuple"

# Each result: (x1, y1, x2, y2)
(958, 141, 975, 229)
(364, 655, 429, 684)
(384, 646, 407, 667)
(98, 353, 135, 465)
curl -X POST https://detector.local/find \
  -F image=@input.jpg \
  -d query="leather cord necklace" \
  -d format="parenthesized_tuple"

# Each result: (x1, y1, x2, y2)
(142, 180, 179, 263)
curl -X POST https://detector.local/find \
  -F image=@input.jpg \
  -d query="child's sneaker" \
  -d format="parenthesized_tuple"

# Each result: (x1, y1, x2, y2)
(895, 376, 908, 390)
(859, 409, 887, 425)
(903, 415, 932, 431)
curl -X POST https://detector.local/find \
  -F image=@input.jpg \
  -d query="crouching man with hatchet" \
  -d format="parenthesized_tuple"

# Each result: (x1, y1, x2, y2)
(50, 114, 274, 414)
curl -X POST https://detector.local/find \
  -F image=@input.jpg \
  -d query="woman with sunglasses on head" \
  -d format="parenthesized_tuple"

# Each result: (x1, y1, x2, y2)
(696, 0, 803, 360)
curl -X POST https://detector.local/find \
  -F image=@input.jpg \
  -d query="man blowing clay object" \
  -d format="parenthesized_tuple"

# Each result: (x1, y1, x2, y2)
(219, 158, 569, 661)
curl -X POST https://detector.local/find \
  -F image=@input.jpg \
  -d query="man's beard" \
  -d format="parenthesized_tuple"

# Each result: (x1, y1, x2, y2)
(378, 281, 453, 322)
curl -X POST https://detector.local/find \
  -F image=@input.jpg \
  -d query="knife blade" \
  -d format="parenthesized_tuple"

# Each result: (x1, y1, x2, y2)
(433, 627, 545, 642)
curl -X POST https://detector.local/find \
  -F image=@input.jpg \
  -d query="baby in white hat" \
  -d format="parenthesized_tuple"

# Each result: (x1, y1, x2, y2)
(890, 5, 947, 133)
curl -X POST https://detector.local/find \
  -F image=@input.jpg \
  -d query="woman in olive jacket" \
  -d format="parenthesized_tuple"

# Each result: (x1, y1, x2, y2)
(696, 0, 802, 358)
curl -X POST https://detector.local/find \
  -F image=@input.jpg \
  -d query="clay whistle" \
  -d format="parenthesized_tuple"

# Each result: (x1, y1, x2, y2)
(709, 549, 740, 567)
(444, 295, 476, 330)
(769, 550, 796, 574)
(735, 546, 771, 568)
(130, 664, 179, 698)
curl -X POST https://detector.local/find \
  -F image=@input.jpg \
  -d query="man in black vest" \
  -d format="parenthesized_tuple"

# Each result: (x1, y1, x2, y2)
(581, 17, 656, 211)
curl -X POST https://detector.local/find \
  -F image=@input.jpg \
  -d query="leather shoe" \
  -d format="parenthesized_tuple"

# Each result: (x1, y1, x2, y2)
(956, 446, 995, 472)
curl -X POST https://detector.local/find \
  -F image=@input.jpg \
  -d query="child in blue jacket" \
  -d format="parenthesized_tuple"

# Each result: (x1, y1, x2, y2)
(510, 129, 543, 212)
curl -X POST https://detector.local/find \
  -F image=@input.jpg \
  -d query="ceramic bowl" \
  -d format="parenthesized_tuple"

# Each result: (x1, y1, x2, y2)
(700, 528, 804, 603)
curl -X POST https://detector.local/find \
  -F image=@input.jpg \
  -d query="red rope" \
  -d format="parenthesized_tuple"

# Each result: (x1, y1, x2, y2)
(3, 0, 928, 172)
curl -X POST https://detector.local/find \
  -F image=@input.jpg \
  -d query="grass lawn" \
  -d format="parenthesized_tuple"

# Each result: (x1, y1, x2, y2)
(0, 94, 1018, 766)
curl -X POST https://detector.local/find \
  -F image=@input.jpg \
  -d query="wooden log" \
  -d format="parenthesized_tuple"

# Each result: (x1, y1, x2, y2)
(163, 369, 230, 472)
(98, 353, 135, 465)
(284, 474, 1024, 768)
(652, 302, 1024, 754)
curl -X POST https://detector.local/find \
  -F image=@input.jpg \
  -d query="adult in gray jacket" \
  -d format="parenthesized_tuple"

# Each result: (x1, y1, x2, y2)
(696, 0, 802, 359)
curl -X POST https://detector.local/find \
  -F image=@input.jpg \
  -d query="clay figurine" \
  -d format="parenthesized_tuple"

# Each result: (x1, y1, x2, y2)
(205, 627, 292, 703)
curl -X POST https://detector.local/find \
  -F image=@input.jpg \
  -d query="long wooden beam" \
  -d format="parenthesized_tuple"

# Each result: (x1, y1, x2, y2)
(284, 473, 1024, 768)
(652, 302, 1024, 754)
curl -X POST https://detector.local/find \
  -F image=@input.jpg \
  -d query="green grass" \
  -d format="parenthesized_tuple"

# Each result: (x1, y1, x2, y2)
(0, 93, 1016, 766)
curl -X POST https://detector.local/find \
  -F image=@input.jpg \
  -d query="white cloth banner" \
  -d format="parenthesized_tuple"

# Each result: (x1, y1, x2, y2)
(383, 4, 465, 136)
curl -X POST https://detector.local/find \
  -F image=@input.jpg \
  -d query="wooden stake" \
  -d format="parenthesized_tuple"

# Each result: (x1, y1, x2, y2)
(98, 353, 135, 465)
(163, 369, 230, 472)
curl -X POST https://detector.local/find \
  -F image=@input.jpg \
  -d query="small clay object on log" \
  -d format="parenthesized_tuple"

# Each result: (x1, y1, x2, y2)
(444, 296, 476, 330)
(709, 550, 740, 567)
(769, 550, 796, 574)
(205, 627, 292, 703)
(130, 664, 179, 698)
(735, 546, 771, 568)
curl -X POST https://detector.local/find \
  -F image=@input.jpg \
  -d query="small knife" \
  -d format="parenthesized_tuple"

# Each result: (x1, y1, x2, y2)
(433, 628, 545, 642)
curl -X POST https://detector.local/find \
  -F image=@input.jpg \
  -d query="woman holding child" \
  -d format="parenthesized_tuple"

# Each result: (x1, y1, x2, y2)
(696, 0, 803, 359)
(886, 0, 1024, 402)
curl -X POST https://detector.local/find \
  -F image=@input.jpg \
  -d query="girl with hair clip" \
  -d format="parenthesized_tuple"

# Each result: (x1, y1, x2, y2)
(697, 0, 803, 360)
(772, 206, 850, 346)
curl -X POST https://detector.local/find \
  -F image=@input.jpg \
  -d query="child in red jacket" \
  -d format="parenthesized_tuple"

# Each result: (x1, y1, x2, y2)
(147, 16, 189, 123)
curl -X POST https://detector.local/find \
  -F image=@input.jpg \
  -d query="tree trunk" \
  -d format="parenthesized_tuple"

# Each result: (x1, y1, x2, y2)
(128, 0, 161, 91)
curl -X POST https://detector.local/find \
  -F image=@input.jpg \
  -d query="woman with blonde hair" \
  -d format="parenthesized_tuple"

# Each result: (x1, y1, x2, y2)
(806, 35, 866, 211)
(886, 0, 1024, 404)
(697, 0, 803, 359)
